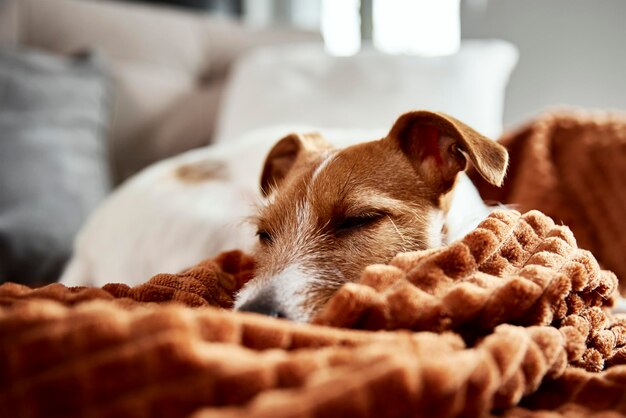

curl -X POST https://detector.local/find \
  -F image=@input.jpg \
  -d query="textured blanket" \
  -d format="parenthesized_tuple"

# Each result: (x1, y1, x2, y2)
(469, 110, 626, 293)
(1, 110, 626, 418)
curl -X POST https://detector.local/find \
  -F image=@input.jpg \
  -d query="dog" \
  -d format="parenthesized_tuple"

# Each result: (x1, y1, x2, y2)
(234, 111, 509, 322)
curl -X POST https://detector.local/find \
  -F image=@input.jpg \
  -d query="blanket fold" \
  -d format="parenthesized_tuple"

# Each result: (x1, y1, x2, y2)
(2, 110, 626, 418)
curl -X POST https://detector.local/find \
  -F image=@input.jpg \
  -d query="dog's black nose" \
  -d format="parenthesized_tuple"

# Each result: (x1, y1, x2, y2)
(237, 294, 287, 318)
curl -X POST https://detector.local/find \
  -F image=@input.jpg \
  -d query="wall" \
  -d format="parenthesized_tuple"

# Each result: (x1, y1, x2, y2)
(461, 0, 626, 128)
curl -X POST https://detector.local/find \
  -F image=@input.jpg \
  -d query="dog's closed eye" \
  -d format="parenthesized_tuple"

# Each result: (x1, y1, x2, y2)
(256, 229, 273, 245)
(335, 212, 386, 235)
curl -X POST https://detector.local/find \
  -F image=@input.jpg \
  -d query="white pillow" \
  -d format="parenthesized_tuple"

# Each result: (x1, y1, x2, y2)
(215, 40, 518, 143)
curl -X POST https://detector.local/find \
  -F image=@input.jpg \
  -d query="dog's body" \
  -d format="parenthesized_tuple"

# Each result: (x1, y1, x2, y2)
(235, 111, 508, 322)
(60, 126, 387, 287)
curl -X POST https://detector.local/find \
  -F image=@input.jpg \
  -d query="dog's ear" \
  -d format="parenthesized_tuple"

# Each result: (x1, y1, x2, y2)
(387, 110, 508, 193)
(260, 132, 332, 197)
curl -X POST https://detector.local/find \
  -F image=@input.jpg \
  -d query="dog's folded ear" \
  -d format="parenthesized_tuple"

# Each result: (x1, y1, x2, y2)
(387, 110, 509, 192)
(260, 132, 332, 197)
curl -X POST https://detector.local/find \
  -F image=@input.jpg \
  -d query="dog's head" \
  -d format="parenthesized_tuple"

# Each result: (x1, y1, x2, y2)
(235, 111, 508, 322)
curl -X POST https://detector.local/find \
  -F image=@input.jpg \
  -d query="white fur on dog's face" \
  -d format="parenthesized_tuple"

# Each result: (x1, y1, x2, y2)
(235, 112, 508, 322)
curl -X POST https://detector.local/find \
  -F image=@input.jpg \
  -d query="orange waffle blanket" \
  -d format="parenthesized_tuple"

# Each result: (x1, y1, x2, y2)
(2, 111, 626, 418)
(469, 110, 626, 294)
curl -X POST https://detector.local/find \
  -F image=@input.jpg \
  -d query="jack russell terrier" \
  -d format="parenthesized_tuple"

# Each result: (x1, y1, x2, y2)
(235, 110, 508, 322)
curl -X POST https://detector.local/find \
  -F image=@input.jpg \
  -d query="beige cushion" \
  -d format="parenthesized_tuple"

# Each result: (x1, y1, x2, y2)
(0, 0, 318, 181)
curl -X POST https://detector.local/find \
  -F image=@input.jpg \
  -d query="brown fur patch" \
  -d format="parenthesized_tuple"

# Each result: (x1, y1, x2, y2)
(175, 160, 228, 183)
(252, 138, 438, 317)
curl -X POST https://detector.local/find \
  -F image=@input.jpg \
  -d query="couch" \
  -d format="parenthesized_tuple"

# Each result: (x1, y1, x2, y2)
(0, 0, 319, 183)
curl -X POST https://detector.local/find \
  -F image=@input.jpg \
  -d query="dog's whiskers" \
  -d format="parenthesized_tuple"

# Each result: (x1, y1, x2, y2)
(386, 215, 409, 252)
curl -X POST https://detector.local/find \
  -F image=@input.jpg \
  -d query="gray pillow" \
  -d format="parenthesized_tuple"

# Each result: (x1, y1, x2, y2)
(0, 48, 112, 285)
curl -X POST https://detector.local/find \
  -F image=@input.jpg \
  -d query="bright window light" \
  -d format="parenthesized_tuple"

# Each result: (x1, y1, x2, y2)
(322, 0, 361, 56)
(373, 0, 461, 55)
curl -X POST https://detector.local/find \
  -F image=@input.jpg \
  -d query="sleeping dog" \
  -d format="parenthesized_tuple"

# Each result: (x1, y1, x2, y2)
(235, 111, 508, 322)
